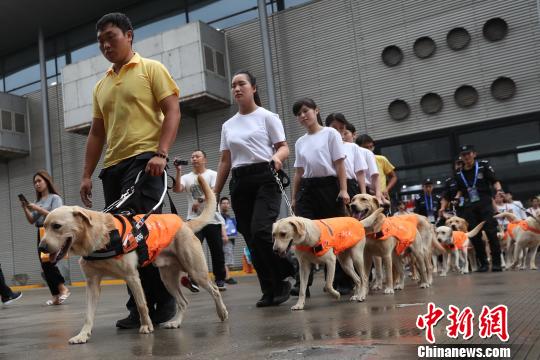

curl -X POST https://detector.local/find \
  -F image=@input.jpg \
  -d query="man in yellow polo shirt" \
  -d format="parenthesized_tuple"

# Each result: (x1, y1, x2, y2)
(79, 13, 181, 329)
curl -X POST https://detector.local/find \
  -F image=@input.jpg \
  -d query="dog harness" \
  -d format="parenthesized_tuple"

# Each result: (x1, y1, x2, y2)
(504, 220, 540, 241)
(372, 215, 418, 256)
(445, 231, 467, 250)
(83, 214, 183, 267)
(295, 217, 366, 257)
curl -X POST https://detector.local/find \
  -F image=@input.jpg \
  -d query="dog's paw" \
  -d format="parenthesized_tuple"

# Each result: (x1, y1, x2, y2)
(69, 332, 90, 344)
(349, 294, 366, 302)
(326, 287, 341, 299)
(531, 265, 537, 270)
(218, 309, 229, 321)
(440, 272, 447, 277)
(291, 303, 305, 311)
(371, 283, 383, 291)
(162, 321, 181, 329)
(394, 283, 404, 291)
(410, 274, 420, 281)
(139, 324, 154, 334)
(419, 282, 430, 288)
(383, 288, 394, 294)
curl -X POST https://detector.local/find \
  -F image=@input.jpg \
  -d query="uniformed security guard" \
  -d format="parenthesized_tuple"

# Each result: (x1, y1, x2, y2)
(439, 158, 464, 220)
(414, 178, 441, 225)
(453, 145, 503, 272)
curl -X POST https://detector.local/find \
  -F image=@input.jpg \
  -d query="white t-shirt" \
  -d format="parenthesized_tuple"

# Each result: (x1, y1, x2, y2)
(495, 203, 511, 227)
(343, 142, 368, 180)
(357, 146, 379, 186)
(527, 207, 540, 217)
(294, 127, 345, 178)
(220, 107, 286, 169)
(512, 201, 527, 220)
(180, 169, 221, 224)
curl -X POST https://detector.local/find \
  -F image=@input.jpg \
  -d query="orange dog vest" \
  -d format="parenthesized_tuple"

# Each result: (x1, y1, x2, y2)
(446, 231, 467, 250)
(504, 220, 540, 241)
(295, 217, 366, 257)
(84, 214, 183, 267)
(374, 215, 418, 255)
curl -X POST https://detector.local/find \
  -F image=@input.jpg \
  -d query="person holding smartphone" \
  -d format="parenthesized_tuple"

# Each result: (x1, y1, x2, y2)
(21, 170, 70, 305)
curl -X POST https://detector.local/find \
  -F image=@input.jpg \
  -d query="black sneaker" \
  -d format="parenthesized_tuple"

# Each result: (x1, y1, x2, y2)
(116, 313, 140, 329)
(476, 264, 489, 273)
(256, 294, 274, 308)
(336, 286, 353, 296)
(2, 292, 22, 305)
(225, 278, 238, 285)
(273, 281, 291, 305)
(216, 280, 227, 291)
(491, 265, 503, 272)
(151, 308, 177, 325)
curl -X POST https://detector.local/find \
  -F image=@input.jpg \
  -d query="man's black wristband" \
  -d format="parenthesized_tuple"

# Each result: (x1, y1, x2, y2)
(152, 152, 169, 161)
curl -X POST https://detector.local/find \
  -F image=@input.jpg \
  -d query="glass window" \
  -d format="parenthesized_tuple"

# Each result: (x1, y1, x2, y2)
(4, 63, 39, 92)
(9, 82, 40, 96)
(71, 43, 100, 64)
(0, 78, 4, 92)
(135, 13, 187, 41)
(285, 0, 312, 8)
(189, 0, 256, 25)
(215, 51, 226, 76)
(484, 154, 540, 183)
(46, 58, 56, 77)
(396, 163, 453, 190)
(380, 137, 451, 167)
(1, 111, 12, 131)
(458, 122, 540, 154)
(56, 55, 67, 73)
(14, 113, 25, 133)
(204, 45, 215, 72)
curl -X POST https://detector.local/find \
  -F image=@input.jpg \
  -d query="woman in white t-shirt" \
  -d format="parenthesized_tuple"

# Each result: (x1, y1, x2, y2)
(214, 70, 294, 308)
(325, 113, 367, 199)
(292, 99, 349, 218)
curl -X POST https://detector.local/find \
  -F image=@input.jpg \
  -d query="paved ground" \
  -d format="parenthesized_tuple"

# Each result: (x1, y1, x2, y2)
(1, 269, 538, 359)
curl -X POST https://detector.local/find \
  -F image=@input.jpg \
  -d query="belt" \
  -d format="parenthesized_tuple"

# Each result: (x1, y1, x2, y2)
(301, 176, 337, 187)
(232, 162, 270, 178)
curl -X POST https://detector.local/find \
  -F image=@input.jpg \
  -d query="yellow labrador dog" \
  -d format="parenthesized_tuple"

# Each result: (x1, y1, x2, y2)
(39, 175, 228, 344)
(272, 209, 382, 310)
(494, 212, 540, 270)
(349, 194, 433, 294)
(435, 222, 484, 276)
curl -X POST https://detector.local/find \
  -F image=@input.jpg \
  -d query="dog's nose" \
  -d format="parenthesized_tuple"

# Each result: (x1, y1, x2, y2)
(350, 204, 358, 212)
(38, 242, 49, 253)
(451, 225, 457, 231)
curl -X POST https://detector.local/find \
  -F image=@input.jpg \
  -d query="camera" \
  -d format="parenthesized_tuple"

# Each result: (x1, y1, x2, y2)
(173, 159, 189, 166)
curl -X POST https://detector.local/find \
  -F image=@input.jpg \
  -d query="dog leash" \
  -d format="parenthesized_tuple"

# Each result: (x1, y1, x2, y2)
(269, 161, 295, 216)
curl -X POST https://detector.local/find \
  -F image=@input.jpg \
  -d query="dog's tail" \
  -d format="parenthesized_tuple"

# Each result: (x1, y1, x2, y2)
(466, 221, 485, 238)
(360, 208, 384, 230)
(186, 175, 217, 233)
(493, 212, 519, 222)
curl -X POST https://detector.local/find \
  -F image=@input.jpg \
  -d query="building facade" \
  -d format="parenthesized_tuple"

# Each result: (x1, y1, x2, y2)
(0, 0, 539, 284)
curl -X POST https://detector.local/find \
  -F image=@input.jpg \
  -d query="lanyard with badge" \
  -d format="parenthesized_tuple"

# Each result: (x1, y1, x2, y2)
(424, 193, 435, 223)
(459, 161, 480, 203)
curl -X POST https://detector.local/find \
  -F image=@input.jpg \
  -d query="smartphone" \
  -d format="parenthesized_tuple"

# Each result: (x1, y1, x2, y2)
(18, 193, 28, 204)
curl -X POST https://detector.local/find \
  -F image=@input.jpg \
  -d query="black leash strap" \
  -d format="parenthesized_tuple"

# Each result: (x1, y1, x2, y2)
(269, 161, 294, 216)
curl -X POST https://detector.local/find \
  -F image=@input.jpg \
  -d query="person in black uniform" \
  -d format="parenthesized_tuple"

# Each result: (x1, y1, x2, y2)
(438, 158, 464, 221)
(453, 145, 503, 272)
(414, 178, 441, 225)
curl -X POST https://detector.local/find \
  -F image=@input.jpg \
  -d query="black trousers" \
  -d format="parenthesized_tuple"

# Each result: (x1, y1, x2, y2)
(230, 163, 294, 298)
(461, 197, 501, 267)
(37, 230, 65, 296)
(99, 152, 175, 316)
(295, 177, 352, 289)
(196, 224, 226, 282)
(0, 263, 15, 299)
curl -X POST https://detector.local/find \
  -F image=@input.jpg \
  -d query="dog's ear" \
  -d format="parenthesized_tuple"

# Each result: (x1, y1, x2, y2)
(371, 196, 380, 209)
(289, 218, 306, 237)
(73, 206, 93, 226)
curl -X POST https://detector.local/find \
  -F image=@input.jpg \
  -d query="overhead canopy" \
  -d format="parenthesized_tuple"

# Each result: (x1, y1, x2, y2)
(0, 0, 211, 75)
